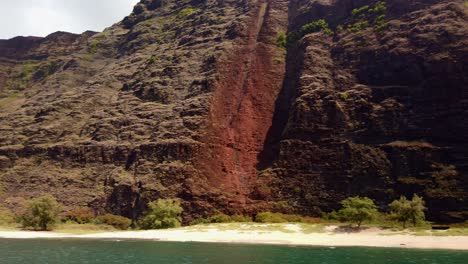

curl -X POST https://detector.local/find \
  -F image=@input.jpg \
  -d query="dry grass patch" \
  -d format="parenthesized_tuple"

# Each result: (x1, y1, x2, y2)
(54, 223, 117, 235)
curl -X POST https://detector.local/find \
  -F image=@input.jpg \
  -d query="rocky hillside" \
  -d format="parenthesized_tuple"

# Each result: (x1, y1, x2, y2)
(0, 0, 466, 223)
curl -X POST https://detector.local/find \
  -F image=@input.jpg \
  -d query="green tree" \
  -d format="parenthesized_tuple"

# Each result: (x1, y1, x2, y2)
(20, 195, 61, 230)
(389, 194, 426, 228)
(139, 199, 183, 229)
(337, 196, 379, 227)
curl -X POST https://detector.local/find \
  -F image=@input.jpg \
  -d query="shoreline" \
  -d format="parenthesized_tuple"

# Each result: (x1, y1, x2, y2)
(1, 224, 467, 251)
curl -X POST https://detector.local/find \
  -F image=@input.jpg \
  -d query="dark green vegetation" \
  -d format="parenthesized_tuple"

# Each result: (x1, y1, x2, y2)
(2, 59, 62, 99)
(177, 7, 198, 18)
(1, 240, 468, 264)
(0, 194, 465, 235)
(96, 214, 132, 230)
(335, 196, 379, 228)
(275, 32, 287, 48)
(19, 195, 61, 230)
(0, 206, 15, 225)
(286, 19, 332, 45)
(348, 1, 388, 32)
(326, 196, 428, 229)
(139, 199, 183, 229)
(65, 207, 131, 230)
(285, 1, 389, 45)
(389, 195, 426, 228)
(254, 212, 320, 224)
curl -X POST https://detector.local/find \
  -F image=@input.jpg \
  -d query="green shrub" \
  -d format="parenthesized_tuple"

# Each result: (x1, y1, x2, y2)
(89, 40, 100, 54)
(208, 212, 232, 223)
(7, 61, 38, 91)
(340, 93, 349, 100)
(285, 19, 334, 44)
(190, 218, 210, 225)
(191, 214, 252, 225)
(65, 207, 94, 224)
(32, 61, 60, 81)
(352, 5, 370, 18)
(347, 2, 388, 34)
(276, 32, 287, 48)
(322, 210, 339, 221)
(389, 194, 426, 228)
(20, 195, 61, 230)
(97, 214, 131, 230)
(230, 214, 252, 222)
(374, 14, 389, 32)
(255, 212, 315, 223)
(336, 196, 379, 227)
(299, 19, 333, 37)
(282, 214, 304, 222)
(371, 2, 387, 14)
(177, 7, 197, 18)
(0, 206, 16, 225)
(139, 199, 183, 229)
(374, 14, 386, 24)
(375, 21, 389, 32)
(255, 212, 287, 223)
(348, 21, 369, 32)
(148, 55, 156, 65)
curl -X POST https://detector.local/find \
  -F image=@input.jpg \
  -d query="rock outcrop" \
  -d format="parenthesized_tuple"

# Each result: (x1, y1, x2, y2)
(0, 0, 466, 223)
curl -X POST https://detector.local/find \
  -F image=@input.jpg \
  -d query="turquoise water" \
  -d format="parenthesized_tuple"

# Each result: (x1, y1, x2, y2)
(0, 239, 467, 264)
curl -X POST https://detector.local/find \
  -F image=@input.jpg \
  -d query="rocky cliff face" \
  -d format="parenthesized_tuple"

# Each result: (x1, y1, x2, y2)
(0, 0, 466, 223)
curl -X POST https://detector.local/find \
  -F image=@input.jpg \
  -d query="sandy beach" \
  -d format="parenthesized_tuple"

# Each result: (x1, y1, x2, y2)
(1, 224, 467, 250)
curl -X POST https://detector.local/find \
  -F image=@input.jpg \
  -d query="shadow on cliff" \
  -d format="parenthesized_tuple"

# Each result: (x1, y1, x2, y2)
(256, 40, 304, 169)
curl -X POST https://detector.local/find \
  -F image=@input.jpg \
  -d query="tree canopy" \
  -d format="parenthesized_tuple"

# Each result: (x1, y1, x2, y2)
(139, 199, 183, 229)
(20, 194, 61, 230)
(337, 196, 379, 227)
(389, 194, 426, 228)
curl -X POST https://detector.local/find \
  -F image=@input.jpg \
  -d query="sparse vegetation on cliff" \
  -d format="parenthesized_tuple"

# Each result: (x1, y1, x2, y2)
(285, 19, 333, 45)
(5, 61, 38, 91)
(88, 39, 101, 55)
(346, 1, 388, 32)
(275, 32, 287, 48)
(177, 7, 197, 18)
(299, 19, 333, 37)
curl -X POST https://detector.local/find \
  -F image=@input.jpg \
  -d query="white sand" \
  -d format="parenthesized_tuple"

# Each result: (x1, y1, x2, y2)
(1, 224, 467, 250)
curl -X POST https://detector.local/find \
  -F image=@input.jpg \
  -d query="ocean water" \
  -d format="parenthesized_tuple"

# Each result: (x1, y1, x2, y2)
(0, 239, 467, 264)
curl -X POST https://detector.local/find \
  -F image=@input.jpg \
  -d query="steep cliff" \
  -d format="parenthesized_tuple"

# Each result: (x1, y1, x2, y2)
(258, 0, 468, 222)
(0, 0, 466, 223)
